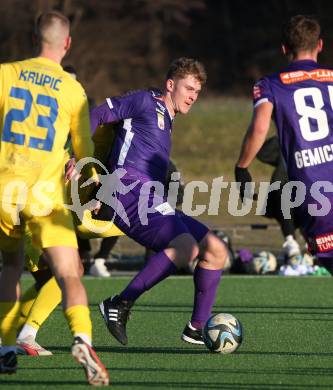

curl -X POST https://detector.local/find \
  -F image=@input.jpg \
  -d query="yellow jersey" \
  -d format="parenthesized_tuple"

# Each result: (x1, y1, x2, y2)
(0, 56, 94, 204)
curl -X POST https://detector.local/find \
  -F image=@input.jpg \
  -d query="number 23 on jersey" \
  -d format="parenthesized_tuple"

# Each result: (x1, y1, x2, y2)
(2, 86, 58, 152)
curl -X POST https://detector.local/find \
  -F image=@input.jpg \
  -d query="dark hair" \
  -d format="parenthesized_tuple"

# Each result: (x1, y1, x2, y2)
(166, 57, 207, 85)
(282, 15, 321, 55)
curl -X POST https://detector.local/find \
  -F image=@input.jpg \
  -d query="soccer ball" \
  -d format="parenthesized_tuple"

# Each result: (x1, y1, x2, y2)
(203, 313, 242, 353)
(252, 251, 277, 274)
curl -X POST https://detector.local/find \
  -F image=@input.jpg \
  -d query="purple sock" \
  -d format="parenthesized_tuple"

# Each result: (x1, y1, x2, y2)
(119, 251, 177, 301)
(191, 266, 222, 329)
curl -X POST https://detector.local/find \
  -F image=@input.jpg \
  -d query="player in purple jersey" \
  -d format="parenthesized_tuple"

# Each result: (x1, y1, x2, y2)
(90, 57, 228, 345)
(236, 15, 333, 274)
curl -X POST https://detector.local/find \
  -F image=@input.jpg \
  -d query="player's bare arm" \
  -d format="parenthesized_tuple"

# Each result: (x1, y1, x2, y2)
(237, 101, 273, 168)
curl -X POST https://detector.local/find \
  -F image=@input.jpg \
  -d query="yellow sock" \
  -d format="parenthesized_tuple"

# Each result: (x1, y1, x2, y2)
(0, 301, 21, 345)
(25, 277, 61, 330)
(64, 305, 92, 342)
(17, 285, 38, 331)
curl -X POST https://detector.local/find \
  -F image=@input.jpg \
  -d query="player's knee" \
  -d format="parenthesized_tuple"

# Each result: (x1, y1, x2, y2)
(168, 234, 199, 268)
(51, 260, 81, 283)
(55, 274, 81, 294)
(181, 235, 199, 262)
(201, 233, 228, 269)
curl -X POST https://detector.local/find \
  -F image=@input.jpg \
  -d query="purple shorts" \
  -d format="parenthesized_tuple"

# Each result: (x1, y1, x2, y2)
(109, 176, 209, 251)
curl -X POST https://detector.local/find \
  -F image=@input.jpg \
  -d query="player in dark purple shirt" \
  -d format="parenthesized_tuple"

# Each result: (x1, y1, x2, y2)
(91, 58, 228, 345)
(91, 89, 172, 183)
(236, 15, 333, 274)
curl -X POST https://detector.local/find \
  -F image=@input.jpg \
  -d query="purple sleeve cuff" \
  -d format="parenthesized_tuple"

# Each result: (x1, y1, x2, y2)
(90, 101, 117, 135)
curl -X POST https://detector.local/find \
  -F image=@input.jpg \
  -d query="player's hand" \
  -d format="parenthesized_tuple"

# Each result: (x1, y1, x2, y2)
(65, 158, 80, 181)
(234, 166, 258, 202)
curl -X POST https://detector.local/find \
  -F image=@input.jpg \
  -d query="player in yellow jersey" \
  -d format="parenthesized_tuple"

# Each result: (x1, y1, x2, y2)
(15, 178, 124, 357)
(15, 119, 124, 357)
(0, 11, 109, 385)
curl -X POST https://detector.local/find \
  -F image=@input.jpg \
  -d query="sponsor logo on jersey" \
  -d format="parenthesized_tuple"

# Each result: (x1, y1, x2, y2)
(157, 111, 165, 130)
(313, 232, 333, 253)
(280, 69, 333, 84)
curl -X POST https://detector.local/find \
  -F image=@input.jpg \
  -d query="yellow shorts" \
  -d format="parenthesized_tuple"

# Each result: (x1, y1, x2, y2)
(75, 209, 124, 239)
(24, 228, 43, 272)
(0, 151, 77, 253)
(0, 202, 77, 253)
(66, 172, 124, 239)
(21, 208, 124, 273)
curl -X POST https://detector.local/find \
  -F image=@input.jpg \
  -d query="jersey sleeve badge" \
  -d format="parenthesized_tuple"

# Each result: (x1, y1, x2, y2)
(253, 84, 262, 99)
(157, 111, 165, 130)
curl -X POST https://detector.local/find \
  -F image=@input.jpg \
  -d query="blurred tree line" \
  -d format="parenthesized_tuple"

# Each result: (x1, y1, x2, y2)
(0, 0, 332, 101)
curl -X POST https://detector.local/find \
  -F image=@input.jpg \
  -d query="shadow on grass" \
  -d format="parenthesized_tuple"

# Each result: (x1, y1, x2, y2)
(238, 350, 333, 357)
(88, 305, 333, 316)
(15, 366, 333, 378)
(45, 345, 206, 355)
(43, 345, 333, 358)
(100, 380, 333, 389)
(0, 379, 87, 386)
(280, 317, 333, 322)
(110, 366, 333, 376)
(2, 379, 332, 389)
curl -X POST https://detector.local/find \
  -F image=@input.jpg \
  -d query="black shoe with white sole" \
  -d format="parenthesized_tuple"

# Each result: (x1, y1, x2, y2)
(181, 322, 204, 345)
(99, 295, 133, 345)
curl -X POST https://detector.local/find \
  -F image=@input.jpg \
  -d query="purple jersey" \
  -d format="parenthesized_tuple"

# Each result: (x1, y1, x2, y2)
(254, 60, 333, 254)
(91, 88, 209, 251)
(91, 89, 173, 183)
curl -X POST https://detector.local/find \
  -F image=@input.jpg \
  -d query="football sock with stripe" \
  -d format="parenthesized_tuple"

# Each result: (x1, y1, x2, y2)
(22, 276, 61, 335)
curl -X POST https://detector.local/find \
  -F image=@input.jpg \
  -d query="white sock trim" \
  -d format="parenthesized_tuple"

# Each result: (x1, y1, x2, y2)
(17, 324, 38, 340)
(74, 333, 92, 346)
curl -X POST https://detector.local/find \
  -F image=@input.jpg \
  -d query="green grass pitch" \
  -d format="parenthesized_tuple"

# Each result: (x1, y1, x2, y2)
(1, 275, 333, 389)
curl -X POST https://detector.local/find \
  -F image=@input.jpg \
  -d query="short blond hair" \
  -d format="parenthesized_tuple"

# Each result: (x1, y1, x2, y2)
(35, 11, 70, 47)
(166, 57, 207, 85)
